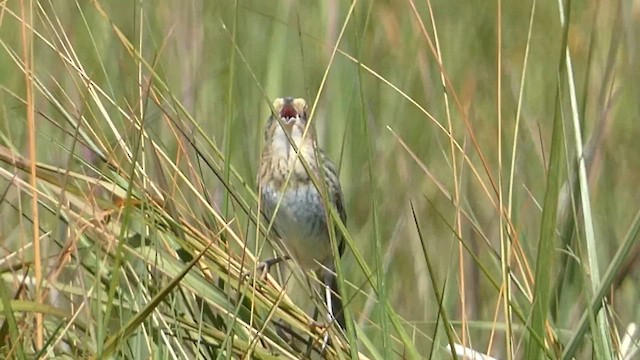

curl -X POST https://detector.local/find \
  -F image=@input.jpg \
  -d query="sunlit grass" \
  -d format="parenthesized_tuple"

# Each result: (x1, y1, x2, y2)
(0, 0, 638, 359)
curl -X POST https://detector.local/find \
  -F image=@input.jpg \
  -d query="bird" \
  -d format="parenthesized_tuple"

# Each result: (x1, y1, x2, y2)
(257, 96, 347, 330)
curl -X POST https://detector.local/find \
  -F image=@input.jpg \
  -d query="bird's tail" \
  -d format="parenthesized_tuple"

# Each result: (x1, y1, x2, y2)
(322, 269, 346, 329)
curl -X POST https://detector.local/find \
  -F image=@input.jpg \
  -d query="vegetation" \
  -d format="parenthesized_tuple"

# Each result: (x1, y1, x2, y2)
(0, 0, 638, 359)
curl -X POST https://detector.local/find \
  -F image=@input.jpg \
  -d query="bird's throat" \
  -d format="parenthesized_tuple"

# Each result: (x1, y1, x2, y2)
(272, 123, 313, 161)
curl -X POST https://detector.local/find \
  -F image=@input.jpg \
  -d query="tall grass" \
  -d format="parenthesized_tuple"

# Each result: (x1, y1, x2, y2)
(0, 0, 638, 359)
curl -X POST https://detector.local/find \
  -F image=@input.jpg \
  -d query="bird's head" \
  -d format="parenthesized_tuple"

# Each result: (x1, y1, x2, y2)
(271, 97, 308, 133)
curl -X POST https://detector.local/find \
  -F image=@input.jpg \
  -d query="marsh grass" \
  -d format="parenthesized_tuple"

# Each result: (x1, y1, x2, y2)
(0, 0, 639, 359)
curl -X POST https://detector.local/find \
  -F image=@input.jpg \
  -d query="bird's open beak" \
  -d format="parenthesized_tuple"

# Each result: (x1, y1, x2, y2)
(272, 97, 307, 132)
(279, 103, 299, 129)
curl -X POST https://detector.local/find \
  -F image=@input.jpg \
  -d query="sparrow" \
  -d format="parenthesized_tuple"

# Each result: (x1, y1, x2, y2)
(257, 97, 347, 329)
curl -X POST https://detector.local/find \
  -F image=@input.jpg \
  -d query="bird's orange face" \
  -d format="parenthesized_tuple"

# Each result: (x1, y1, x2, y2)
(272, 97, 308, 133)
(262, 96, 316, 166)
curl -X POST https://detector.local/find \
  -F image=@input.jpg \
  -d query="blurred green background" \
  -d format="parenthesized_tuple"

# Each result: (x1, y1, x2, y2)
(0, 0, 639, 359)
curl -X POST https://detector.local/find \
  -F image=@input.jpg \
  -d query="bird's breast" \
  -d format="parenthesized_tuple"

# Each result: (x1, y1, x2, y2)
(260, 183, 332, 269)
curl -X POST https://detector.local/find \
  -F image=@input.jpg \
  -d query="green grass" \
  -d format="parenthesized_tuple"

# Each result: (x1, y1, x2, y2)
(0, 0, 639, 359)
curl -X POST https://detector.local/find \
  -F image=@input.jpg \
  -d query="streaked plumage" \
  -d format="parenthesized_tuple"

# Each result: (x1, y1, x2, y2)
(258, 97, 346, 328)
